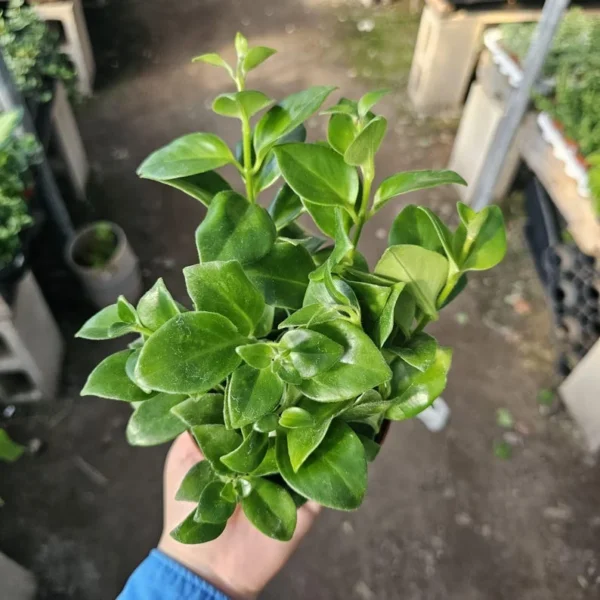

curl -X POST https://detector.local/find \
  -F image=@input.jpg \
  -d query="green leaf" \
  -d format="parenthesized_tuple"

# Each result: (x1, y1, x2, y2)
(175, 460, 215, 502)
(286, 398, 351, 471)
(243, 46, 277, 72)
(184, 261, 264, 336)
(117, 296, 137, 324)
(394, 290, 416, 338)
(389, 333, 438, 372)
(254, 414, 279, 433)
(171, 393, 225, 427)
(220, 481, 237, 503)
(82, 350, 154, 402)
(195, 481, 236, 523)
(155, 171, 232, 206)
(126, 393, 187, 446)
(375, 245, 449, 318)
(136, 312, 246, 394)
(357, 434, 381, 462)
(192, 425, 243, 472)
(344, 116, 387, 167)
(342, 390, 391, 421)
(254, 86, 336, 161)
(0, 429, 25, 462)
(358, 89, 389, 118)
(280, 329, 344, 378)
(170, 510, 226, 544)
(415, 207, 458, 270)
(272, 358, 303, 385)
(138, 133, 235, 180)
(278, 304, 342, 329)
(245, 240, 313, 309)
(279, 407, 314, 429)
(241, 478, 297, 541)
(236, 343, 274, 370)
(192, 53, 234, 78)
(328, 113, 356, 155)
(453, 203, 507, 272)
(250, 442, 279, 476)
(302, 198, 353, 238)
(298, 320, 391, 402)
(221, 430, 269, 473)
(235, 32, 249, 58)
(228, 364, 284, 428)
(276, 420, 367, 510)
(374, 170, 466, 211)
(348, 281, 391, 333)
(321, 97, 358, 118)
(107, 322, 136, 338)
(136, 278, 180, 332)
(389, 205, 445, 254)
(254, 305, 275, 338)
(212, 91, 272, 119)
(303, 278, 360, 313)
(373, 282, 406, 347)
(75, 304, 121, 340)
(310, 209, 354, 283)
(274, 143, 359, 211)
(268, 185, 304, 230)
(386, 347, 452, 421)
(195, 191, 276, 264)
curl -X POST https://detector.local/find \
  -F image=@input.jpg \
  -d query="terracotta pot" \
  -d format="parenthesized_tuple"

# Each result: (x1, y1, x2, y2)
(66, 221, 142, 308)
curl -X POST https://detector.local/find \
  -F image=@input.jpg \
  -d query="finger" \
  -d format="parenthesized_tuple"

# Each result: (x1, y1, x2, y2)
(293, 500, 322, 541)
(164, 432, 203, 490)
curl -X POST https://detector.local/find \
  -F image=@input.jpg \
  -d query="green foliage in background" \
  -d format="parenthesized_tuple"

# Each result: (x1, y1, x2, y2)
(0, 0, 77, 103)
(77, 34, 506, 544)
(0, 109, 40, 268)
(588, 153, 600, 215)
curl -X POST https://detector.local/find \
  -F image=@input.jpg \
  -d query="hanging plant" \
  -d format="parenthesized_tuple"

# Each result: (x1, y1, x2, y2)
(76, 34, 506, 544)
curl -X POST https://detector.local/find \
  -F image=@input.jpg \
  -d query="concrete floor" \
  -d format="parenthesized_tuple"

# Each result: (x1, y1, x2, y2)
(1, 0, 600, 598)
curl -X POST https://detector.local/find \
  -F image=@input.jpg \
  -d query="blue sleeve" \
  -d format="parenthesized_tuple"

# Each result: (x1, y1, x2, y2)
(118, 549, 230, 600)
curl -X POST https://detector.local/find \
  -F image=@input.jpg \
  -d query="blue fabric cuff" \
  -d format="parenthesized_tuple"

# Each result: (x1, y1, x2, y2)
(118, 549, 230, 600)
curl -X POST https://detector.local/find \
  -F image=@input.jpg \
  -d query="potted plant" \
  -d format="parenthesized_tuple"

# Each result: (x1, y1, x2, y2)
(76, 34, 506, 544)
(0, 109, 40, 299)
(0, 0, 77, 106)
(66, 220, 142, 308)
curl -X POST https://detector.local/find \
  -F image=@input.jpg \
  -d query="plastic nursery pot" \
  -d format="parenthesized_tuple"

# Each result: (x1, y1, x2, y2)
(66, 221, 142, 308)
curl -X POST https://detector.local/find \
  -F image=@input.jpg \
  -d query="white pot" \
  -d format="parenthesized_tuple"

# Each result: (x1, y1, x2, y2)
(66, 221, 142, 308)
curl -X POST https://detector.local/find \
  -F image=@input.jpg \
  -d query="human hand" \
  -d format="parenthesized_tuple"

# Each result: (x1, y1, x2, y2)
(158, 432, 321, 599)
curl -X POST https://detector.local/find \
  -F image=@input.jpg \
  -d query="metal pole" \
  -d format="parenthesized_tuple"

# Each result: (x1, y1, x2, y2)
(0, 50, 74, 240)
(471, 0, 570, 210)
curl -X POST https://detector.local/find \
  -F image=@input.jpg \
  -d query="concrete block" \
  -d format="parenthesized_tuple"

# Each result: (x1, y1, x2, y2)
(0, 271, 64, 403)
(560, 339, 600, 453)
(447, 82, 520, 204)
(32, 0, 95, 96)
(0, 552, 37, 600)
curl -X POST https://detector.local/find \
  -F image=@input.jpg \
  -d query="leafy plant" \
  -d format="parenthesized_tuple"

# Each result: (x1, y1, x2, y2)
(0, 0, 77, 103)
(76, 34, 506, 544)
(74, 222, 118, 269)
(0, 109, 40, 268)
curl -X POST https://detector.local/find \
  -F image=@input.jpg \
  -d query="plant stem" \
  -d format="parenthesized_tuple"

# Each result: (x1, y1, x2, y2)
(235, 71, 256, 203)
(352, 162, 374, 247)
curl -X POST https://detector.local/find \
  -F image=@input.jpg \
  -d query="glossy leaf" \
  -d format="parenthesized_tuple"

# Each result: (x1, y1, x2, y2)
(116, 296, 136, 324)
(302, 198, 353, 238)
(212, 91, 272, 119)
(241, 477, 297, 541)
(344, 116, 387, 167)
(250, 442, 279, 476)
(299, 320, 391, 402)
(192, 53, 234, 78)
(0, 429, 24, 462)
(393, 290, 416, 338)
(254, 305, 275, 338)
(195, 481, 236, 523)
(171, 510, 226, 544)
(81, 350, 154, 402)
(268, 185, 304, 230)
(358, 434, 381, 462)
(195, 191, 276, 264)
(272, 358, 303, 385)
(228, 364, 284, 428)
(374, 170, 466, 211)
(373, 282, 406, 347)
(126, 393, 187, 446)
(375, 245, 448, 318)
(390, 333, 438, 372)
(342, 390, 391, 421)
(389, 205, 445, 254)
(138, 133, 234, 180)
(274, 143, 359, 210)
(243, 46, 277, 72)
(321, 97, 358, 118)
(192, 425, 243, 471)
(175, 460, 215, 502)
(387, 347, 452, 421)
(348, 281, 391, 332)
(170, 393, 225, 427)
(279, 407, 314, 429)
(303, 278, 360, 313)
(280, 329, 344, 378)
(136, 312, 246, 394)
(245, 240, 313, 309)
(278, 304, 342, 329)
(254, 86, 336, 161)
(236, 343, 275, 369)
(328, 113, 356, 155)
(357, 89, 389, 118)
(75, 304, 121, 340)
(221, 430, 269, 473)
(154, 171, 232, 206)
(137, 278, 180, 332)
(276, 420, 367, 509)
(184, 261, 264, 336)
